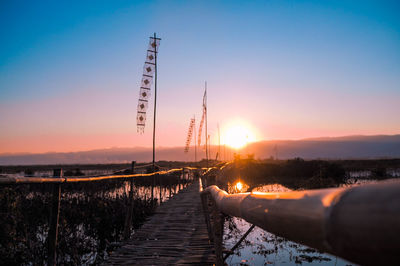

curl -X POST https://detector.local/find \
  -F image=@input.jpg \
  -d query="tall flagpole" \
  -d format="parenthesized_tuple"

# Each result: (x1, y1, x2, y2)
(205, 81, 208, 168)
(218, 123, 221, 161)
(194, 115, 197, 163)
(152, 32, 157, 171)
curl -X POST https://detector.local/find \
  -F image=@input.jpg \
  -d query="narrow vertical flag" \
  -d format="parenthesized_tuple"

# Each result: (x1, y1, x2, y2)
(137, 37, 161, 133)
(197, 89, 207, 147)
(184, 118, 195, 153)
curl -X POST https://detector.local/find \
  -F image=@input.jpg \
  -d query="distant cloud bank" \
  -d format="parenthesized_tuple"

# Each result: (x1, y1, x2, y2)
(0, 135, 399, 165)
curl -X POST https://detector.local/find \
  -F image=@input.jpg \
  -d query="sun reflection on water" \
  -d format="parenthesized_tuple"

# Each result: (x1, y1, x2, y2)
(228, 181, 291, 194)
(235, 181, 243, 191)
(228, 181, 249, 193)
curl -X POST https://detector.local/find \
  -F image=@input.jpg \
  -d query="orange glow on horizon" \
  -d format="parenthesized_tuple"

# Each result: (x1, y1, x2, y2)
(221, 120, 257, 149)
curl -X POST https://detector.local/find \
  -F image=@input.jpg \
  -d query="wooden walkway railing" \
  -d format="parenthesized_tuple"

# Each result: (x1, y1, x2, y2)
(0, 164, 196, 265)
(0, 167, 184, 184)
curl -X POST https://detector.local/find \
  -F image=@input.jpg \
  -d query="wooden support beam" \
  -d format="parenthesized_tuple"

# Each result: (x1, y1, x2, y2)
(124, 161, 135, 240)
(181, 168, 185, 190)
(224, 224, 256, 261)
(47, 169, 62, 266)
(210, 197, 224, 266)
(200, 193, 213, 242)
(159, 174, 162, 205)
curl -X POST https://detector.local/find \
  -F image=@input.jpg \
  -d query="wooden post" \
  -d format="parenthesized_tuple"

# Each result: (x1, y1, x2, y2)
(210, 196, 224, 266)
(131, 161, 135, 173)
(48, 169, 62, 266)
(200, 193, 213, 242)
(124, 161, 135, 239)
(151, 165, 156, 205)
(151, 177, 154, 203)
(159, 174, 162, 205)
(181, 168, 184, 190)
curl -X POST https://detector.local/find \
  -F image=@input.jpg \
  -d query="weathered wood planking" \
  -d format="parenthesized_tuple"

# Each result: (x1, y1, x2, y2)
(105, 181, 216, 265)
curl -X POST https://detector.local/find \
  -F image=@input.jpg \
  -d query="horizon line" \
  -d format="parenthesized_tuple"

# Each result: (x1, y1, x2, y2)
(1, 133, 399, 156)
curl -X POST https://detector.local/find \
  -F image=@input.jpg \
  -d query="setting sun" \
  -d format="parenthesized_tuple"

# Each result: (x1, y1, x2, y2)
(223, 123, 256, 149)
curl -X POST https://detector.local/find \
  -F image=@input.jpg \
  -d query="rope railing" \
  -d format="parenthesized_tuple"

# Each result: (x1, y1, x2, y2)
(0, 168, 184, 184)
(1, 164, 201, 266)
(200, 173, 400, 266)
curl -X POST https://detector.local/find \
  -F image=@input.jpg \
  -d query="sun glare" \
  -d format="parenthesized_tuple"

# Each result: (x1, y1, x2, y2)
(223, 123, 255, 149)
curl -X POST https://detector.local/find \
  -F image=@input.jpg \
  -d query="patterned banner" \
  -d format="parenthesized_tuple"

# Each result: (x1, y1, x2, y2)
(198, 110, 205, 147)
(197, 89, 207, 146)
(137, 37, 160, 133)
(184, 118, 195, 153)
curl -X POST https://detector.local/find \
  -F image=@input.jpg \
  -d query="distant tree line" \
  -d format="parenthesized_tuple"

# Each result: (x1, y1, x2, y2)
(217, 158, 347, 190)
(216, 157, 400, 191)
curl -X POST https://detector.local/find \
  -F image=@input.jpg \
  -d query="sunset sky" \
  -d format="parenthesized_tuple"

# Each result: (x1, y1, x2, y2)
(1, 0, 399, 154)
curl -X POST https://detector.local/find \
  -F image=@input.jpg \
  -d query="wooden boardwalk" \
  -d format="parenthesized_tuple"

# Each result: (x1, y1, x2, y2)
(105, 181, 216, 265)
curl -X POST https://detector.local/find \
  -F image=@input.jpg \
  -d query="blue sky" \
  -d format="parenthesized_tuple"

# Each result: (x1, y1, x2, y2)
(0, 0, 399, 153)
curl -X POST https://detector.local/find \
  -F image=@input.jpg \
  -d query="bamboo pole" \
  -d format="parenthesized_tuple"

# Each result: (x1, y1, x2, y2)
(204, 82, 208, 168)
(194, 115, 197, 163)
(201, 180, 400, 266)
(152, 32, 158, 171)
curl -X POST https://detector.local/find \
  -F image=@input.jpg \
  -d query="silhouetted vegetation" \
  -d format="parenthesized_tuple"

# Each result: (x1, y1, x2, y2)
(0, 169, 192, 265)
(24, 168, 34, 176)
(216, 158, 345, 190)
(371, 167, 387, 180)
(0, 161, 201, 175)
(64, 168, 84, 176)
(330, 158, 400, 171)
(214, 157, 399, 191)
